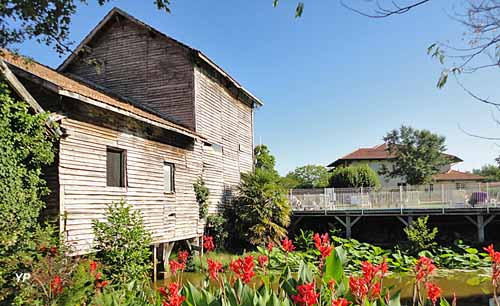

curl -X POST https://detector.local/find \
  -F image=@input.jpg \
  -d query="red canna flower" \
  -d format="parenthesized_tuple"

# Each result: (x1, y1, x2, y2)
(361, 261, 378, 283)
(484, 244, 500, 287)
(49, 246, 58, 255)
(90, 261, 97, 274)
(96, 280, 108, 288)
(331, 297, 350, 306)
(425, 282, 441, 306)
(292, 282, 319, 306)
(378, 258, 388, 277)
(50, 275, 63, 296)
(159, 282, 186, 306)
(371, 282, 381, 298)
(281, 237, 296, 253)
(328, 279, 336, 291)
(267, 241, 274, 252)
(229, 256, 255, 284)
(95, 272, 102, 280)
(169, 259, 186, 275)
(349, 275, 369, 303)
(415, 256, 436, 282)
(313, 233, 333, 259)
(207, 259, 223, 280)
(258, 255, 268, 269)
(203, 235, 215, 252)
(177, 250, 189, 264)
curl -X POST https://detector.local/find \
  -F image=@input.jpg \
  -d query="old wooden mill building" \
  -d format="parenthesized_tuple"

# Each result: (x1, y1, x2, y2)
(0, 8, 261, 273)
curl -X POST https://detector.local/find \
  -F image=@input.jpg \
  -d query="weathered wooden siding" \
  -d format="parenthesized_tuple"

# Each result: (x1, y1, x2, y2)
(194, 68, 254, 208)
(58, 118, 203, 254)
(63, 16, 195, 129)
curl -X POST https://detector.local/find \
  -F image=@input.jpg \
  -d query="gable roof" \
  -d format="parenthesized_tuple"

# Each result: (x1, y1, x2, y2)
(328, 143, 462, 167)
(433, 170, 485, 182)
(57, 7, 263, 108)
(1, 50, 202, 140)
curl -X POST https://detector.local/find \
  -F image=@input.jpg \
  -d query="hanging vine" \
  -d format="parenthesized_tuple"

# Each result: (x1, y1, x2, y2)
(194, 177, 209, 219)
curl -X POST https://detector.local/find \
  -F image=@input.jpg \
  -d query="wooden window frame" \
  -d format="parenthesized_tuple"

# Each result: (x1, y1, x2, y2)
(106, 146, 127, 188)
(164, 162, 175, 194)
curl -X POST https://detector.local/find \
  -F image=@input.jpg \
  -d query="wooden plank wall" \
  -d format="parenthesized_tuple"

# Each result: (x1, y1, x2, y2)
(194, 68, 254, 209)
(58, 118, 203, 254)
(63, 16, 195, 129)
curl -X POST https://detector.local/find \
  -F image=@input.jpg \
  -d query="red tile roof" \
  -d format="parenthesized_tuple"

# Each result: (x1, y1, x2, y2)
(328, 143, 462, 167)
(433, 170, 485, 182)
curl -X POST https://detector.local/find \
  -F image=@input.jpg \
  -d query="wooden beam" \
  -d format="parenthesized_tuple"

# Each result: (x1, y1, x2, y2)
(0, 60, 62, 136)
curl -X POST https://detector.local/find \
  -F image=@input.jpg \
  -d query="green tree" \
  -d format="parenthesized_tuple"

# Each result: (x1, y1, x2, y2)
(0, 81, 56, 302)
(233, 168, 291, 246)
(329, 164, 380, 188)
(284, 165, 331, 189)
(381, 125, 451, 185)
(404, 216, 438, 254)
(254, 144, 277, 172)
(0, 0, 171, 55)
(92, 201, 152, 283)
(473, 164, 500, 182)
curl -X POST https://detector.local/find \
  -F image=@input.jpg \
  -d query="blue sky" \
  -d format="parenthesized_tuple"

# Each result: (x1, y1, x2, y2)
(16, 0, 500, 174)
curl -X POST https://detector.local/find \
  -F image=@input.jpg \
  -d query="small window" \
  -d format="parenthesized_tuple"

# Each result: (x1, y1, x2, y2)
(164, 162, 175, 193)
(456, 182, 465, 190)
(106, 147, 126, 187)
(203, 142, 223, 154)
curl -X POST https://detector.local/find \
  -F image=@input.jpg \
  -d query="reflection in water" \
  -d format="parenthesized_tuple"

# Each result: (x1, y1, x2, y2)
(158, 270, 493, 306)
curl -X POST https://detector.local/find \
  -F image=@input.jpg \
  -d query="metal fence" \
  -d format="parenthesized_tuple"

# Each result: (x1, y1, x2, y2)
(289, 182, 500, 211)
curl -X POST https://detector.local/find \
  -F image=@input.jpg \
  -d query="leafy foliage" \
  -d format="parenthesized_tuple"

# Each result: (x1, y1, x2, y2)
(205, 215, 228, 250)
(0, 81, 56, 302)
(193, 177, 209, 219)
(283, 165, 331, 189)
(0, 0, 171, 55)
(92, 201, 152, 283)
(404, 216, 438, 254)
(472, 164, 500, 182)
(254, 144, 279, 177)
(381, 125, 451, 185)
(329, 164, 380, 188)
(232, 168, 291, 246)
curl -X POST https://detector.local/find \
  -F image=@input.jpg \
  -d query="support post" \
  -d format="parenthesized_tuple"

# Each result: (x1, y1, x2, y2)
(465, 215, 496, 243)
(153, 244, 158, 284)
(334, 216, 361, 239)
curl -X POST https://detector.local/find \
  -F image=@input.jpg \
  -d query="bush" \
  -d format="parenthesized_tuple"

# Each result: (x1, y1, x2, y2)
(92, 201, 152, 283)
(404, 216, 438, 254)
(329, 164, 380, 188)
(205, 214, 228, 250)
(0, 81, 56, 302)
(232, 169, 291, 246)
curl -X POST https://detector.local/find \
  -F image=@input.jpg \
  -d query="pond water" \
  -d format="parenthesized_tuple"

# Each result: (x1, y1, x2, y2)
(158, 270, 493, 306)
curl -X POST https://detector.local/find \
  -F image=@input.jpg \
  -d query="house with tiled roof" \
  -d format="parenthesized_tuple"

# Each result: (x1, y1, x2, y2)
(0, 7, 262, 273)
(328, 144, 485, 187)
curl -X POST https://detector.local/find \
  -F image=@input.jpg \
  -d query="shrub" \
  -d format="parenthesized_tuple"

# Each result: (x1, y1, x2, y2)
(194, 177, 209, 219)
(329, 164, 380, 188)
(232, 169, 291, 246)
(205, 215, 228, 250)
(0, 81, 56, 302)
(92, 201, 152, 283)
(404, 216, 438, 254)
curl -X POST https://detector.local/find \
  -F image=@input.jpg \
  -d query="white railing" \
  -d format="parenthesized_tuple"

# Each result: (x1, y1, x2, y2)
(289, 182, 500, 212)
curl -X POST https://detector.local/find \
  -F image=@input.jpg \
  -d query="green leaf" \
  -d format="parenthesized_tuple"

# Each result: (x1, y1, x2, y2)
(427, 43, 437, 55)
(388, 291, 401, 306)
(273, 0, 279, 7)
(324, 246, 344, 283)
(295, 3, 304, 18)
(439, 297, 451, 306)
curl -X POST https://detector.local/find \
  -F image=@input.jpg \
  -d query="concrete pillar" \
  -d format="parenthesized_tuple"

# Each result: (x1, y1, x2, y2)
(478, 215, 485, 243)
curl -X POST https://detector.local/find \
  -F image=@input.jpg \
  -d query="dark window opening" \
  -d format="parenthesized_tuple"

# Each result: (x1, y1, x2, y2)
(164, 162, 175, 193)
(107, 147, 126, 187)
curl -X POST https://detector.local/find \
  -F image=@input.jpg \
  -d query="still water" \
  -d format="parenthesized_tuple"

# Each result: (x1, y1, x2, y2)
(159, 270, 493, 306)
